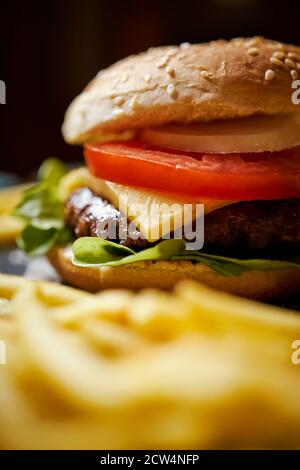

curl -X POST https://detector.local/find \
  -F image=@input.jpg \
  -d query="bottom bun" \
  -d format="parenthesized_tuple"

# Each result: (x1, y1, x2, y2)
(48, 246, 300, 301)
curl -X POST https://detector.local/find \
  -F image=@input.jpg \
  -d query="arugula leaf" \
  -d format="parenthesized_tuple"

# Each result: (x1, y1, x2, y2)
(13, 184, 63, 220)
(18, 222, 60, 256)
(17, 222, 72, 257)
(37, 157, 68, 185)
(72, 237, 135, 265)
(106, 239, 185, 267)
(14, 158, 67, 220)
(13, 158, 71, 256)
(196, 252, 300, 271)
(173, 251, 300, 276)
(171, 253, 248, 276)
(72, 238, 185, 267)
(71, 236, 300, 277)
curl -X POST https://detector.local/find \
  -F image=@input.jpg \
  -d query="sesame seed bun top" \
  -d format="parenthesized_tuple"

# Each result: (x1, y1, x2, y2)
(62, 37, 300, 144)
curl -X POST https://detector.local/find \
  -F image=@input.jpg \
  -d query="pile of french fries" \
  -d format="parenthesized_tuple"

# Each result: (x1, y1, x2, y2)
(0, 273, 300, 449)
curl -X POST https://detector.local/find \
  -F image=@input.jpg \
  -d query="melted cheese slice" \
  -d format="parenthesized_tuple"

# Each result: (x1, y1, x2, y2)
(60, 168, 232, 242)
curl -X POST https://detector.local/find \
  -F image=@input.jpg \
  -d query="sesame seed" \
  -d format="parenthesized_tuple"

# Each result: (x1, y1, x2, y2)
(245, 38, 259, 47)
(265, 69, 275, 81)
(200, 70, 210, 78)
(288, 52, 299, 60)
(144, 73, 151, 82)
(273, 51, 285, 59)
(166, 65, 175, 77)
(113, 108, 125, 117)
(165, 47, 178, 57)
(232, 38, 244, 47)
(157, 57, 168, 68)
(247, 47, 259, 56)
(114, 96, 124, 106)
(167, 83, 177, 98)
(270, 57, 285, 67)
(129, 95, 139, 110)
(180, 42, 190, 49)
(145, 55, 154, 62)
(285, 58, 297, 68)
(121, 73, 128, 83)
(291, 69, 298, 80)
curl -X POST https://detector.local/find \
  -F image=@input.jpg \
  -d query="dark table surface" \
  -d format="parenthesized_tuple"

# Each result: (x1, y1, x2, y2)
(0, 246, 61, 283)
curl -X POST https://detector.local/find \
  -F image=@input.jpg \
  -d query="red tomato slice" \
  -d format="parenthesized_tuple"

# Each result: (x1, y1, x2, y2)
(84, 140, 300, 200)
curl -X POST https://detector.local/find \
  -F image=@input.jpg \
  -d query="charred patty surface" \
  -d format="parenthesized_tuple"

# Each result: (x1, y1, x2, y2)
(65, 188, 300, 257)
(64, 187, 150, 250)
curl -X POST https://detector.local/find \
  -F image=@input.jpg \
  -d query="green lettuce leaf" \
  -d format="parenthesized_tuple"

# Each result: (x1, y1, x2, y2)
(13, 158, 67, 220)
(72, 237, 135, 265)
(37, 157, 68, 186)
(13, 183, 63, 220)
(17, 220, 71, 257)
(182, 251, 300, 271)
(13, 158, 71, 256)
(172, 251, 300, 276)
(72, 238, 185, 267)
(71, 236, 300, 277)
(171, 252, 248, 276)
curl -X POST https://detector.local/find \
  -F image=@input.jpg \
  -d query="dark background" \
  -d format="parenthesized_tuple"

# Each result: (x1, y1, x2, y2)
(1, 0, 300, 176)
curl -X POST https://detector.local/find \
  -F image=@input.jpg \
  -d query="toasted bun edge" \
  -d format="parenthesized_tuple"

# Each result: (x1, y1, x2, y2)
(48, 246, 300, 301)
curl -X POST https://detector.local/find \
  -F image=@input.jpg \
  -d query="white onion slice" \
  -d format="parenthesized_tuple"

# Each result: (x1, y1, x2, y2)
(141, 114, 300, 153)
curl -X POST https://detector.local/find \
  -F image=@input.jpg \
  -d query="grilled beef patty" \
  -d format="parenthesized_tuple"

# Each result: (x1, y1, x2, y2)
(64, 187, 150, 250)
(203, 199, 300, 257)
(65, 188, 300, 257)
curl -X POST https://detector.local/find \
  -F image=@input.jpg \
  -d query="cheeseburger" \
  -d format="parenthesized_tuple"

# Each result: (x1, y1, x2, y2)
(16, 37, 300, 300)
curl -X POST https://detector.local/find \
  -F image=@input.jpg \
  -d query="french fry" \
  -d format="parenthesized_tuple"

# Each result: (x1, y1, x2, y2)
(12, 284, 126, 410)
(52, 289, 133, 327)
(176, 280, 300, 337)
(0, 215, 24, 246)
(82, 317, 143, 356)
(127, 289, 189, 340)
(0, 273, 27, 299)
(0, 184, 30, 245)
(0, 298, 11, 317)
(0, 184, 30, 214)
